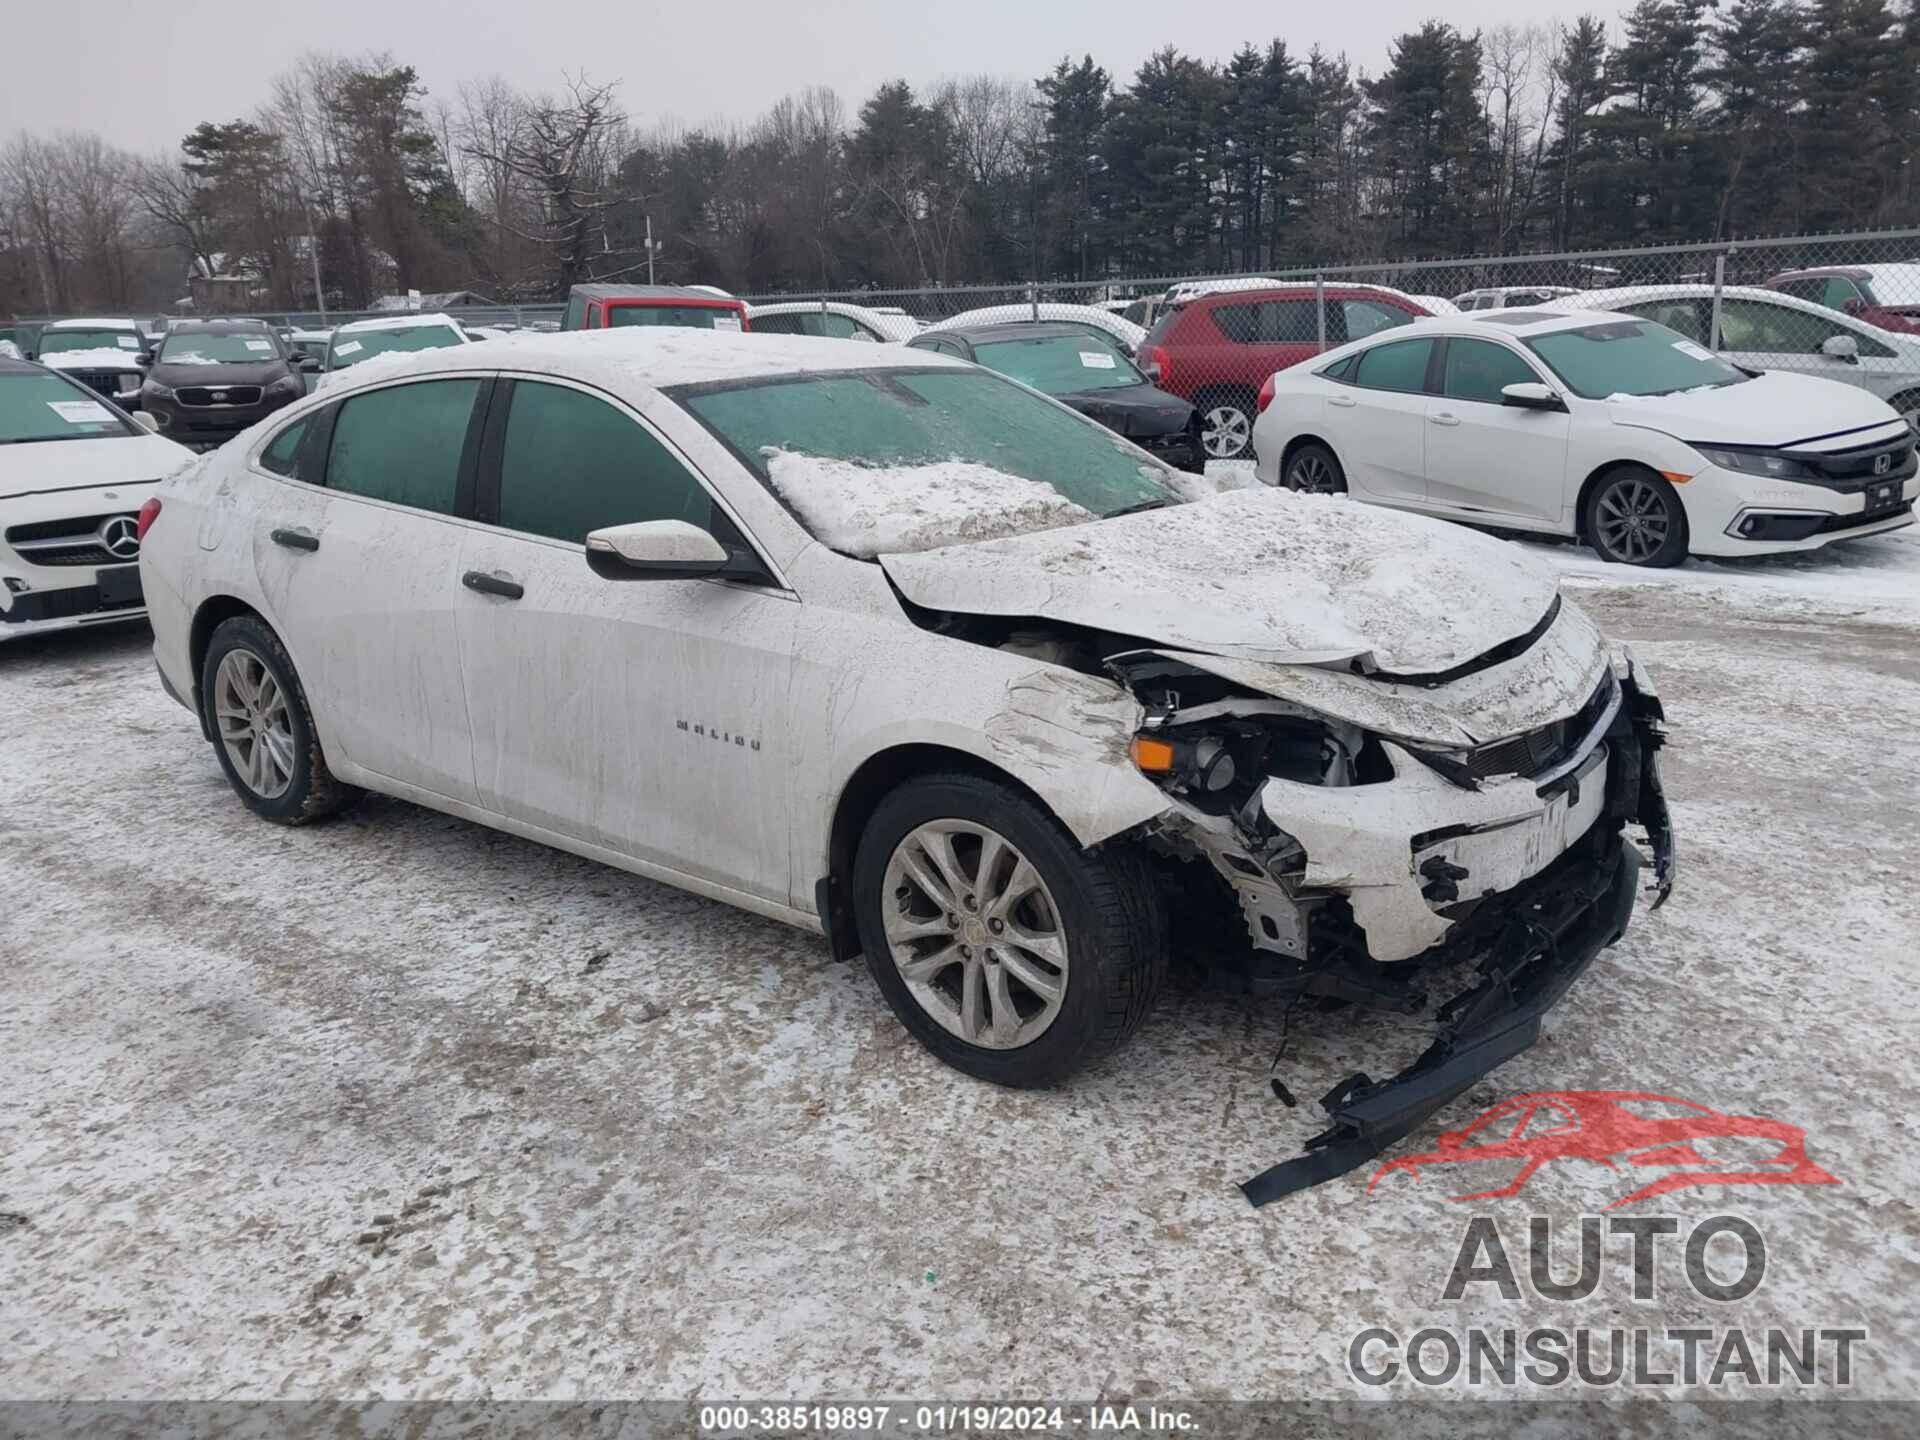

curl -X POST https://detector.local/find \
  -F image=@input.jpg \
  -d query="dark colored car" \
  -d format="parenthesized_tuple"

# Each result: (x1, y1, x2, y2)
(561, 283, 751, 333)
(1139, 285, 1432, 459)
(908, 321, 1205, 473)
(1766, 265, 1920, 336)
(139, 320, 306, 448)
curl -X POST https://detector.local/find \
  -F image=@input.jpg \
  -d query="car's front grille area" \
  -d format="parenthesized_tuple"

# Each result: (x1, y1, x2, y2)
(5, 511, 139, 567)
(177, 385, 262, 407)
(64, 369, 139, 400)
(1801, 436, 1916, 484)
(1464, 673, 1616, 780)
(1818, 500, 1914, 533)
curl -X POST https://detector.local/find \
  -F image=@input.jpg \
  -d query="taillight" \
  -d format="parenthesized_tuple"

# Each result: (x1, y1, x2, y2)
(1257, 373, 1276, 414)
(136, 496, 162, 541)
(1146, 344, 1171, 388)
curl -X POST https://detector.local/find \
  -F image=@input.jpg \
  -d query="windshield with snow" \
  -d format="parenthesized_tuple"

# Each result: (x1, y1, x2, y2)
(972, 334, 1143, 395)
(0, 372, 134, 443)
(678, 368, 1180, 557)
(160, 331, 281, 364)
(1526, 319, 1749, 399)
(38, 329, 141, 357)
(327, 325, 464, 370)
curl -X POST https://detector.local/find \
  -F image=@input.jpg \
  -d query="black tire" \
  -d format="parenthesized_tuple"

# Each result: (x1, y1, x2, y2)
(200, 614, 360, 824)
(1282, 440, 1348, 494)
(851, 771, 1167, 1088)
(1583, 466, 1689, 567)
(1196, 390, 1257, 461)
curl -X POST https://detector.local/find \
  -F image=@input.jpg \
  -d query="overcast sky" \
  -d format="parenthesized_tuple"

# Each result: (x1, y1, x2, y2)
(4, 0, 1609, 154)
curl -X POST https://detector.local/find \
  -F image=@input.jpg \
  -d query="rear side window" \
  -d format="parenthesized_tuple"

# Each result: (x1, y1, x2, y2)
(1341, 299, 1412, 339)
(1441, 339, 1540, 404)
(259, 416, 310, 477)
(326, 379, 480, 515)
(1351, 338, 1435, 394)
(606, 304, 743, 332)
(495, 381, 714, 542)
(1213, 299, 1318, 344)
(563, 293, 588, 331)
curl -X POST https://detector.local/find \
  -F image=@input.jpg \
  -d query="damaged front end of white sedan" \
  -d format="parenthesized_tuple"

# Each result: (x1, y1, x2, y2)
(873, 489, 1674, 1204)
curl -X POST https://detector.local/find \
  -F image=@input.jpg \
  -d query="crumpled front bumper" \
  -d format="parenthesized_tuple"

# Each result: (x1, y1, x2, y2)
(1236, 662, 1675, 1205)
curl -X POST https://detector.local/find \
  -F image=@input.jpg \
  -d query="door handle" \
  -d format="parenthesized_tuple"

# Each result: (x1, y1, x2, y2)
(1429, 412, 1461, 427)
(462, 569, 524, 600)
(270, 528, 319, 552)
(1329, 395, 1357, 408)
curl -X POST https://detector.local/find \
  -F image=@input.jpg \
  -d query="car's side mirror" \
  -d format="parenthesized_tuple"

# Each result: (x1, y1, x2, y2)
(1820, 333, 1860, 363)
(131, 411, 161, 434)
(1501, 382, 1567, 412)
(296, 354, 321, 372)
(586, 519, 755, 581)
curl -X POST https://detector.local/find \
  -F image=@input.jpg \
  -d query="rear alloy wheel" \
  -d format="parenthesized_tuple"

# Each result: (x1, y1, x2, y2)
(852, 772, 1166, 1087)
(1200, 396, 1255, 460)
(1585, 468, 1689, 567)
(1283, 441, 1347, 494)
(200, 615, 360, 824)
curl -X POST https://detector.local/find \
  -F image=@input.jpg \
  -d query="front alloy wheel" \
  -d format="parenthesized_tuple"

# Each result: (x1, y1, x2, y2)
(1201, 401, 1253, 459)
(1588, 470, 1688, 567)
(881, 821, 1067, 1049)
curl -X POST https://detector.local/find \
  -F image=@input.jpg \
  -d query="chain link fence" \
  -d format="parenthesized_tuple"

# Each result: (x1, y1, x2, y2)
(14, 227, 1920, 462)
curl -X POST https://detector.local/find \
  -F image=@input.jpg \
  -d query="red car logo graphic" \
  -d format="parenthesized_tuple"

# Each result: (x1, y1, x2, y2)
(1369, 1091, 1841, 1209)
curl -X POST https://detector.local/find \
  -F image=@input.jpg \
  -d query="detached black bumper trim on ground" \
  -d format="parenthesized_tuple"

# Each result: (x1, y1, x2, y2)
(1240, 831, 1641, 1207)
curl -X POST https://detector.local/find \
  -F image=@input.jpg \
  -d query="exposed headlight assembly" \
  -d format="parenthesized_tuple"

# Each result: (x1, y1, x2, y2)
(1693, 445, 1816, 480)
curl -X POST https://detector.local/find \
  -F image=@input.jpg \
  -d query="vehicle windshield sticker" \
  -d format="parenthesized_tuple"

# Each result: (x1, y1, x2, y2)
(244, 339, 272, 351)
(1672, 340, 1714, 361)
(334, 340, 363, 356)
(1079, 351, 1118, 369)
(712, 315, 742, 332)
(47, 399, 113, 423)
(115, 335, 139, 349)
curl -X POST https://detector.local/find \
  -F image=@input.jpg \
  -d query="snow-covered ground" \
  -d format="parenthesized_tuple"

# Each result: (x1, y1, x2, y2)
(4, 529, 1919, 1413)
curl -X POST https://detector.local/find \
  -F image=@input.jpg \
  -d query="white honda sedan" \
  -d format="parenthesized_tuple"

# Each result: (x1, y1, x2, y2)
(139, 329, 1675, 1195)
(1252, 309, 1918, 565)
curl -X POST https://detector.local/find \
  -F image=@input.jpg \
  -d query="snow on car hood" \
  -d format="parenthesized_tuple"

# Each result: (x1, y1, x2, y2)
(1605, 369, 1900, 446)
(880, 489, 1560, 673)
(40, 348, 145, 371)
(0, 433, 189, 500)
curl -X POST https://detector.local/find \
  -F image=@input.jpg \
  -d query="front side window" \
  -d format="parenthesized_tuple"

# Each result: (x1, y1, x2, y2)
(677, 368, 1178, 555)
(1441, 338, 1541, 404)
(160, 331, 283, 364)
(328, 324, 465, 371)
(605, 303, 742, 331)
(1351, 337, 1435, 394)
(970, 333, 1143, 395)
(38, 328, 142, 356)
(0, 371, 134, 442)
(325, 379, 480, 514)
(1341, 299, 1412, 340)
(1716, 299, 1849, 356)
(1618, 299, 1706, 343)
(1528, 320, 1748, 398)
(495, 381, 714, 542)
(1829, 278, 1867, 309)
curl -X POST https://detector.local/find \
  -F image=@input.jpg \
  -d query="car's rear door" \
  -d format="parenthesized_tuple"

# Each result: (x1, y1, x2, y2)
(453, 375, 797, 901)
(251, 375, 487, 804)
(1422, 337, 1572, 525)
(1323, 335, 1437, 504)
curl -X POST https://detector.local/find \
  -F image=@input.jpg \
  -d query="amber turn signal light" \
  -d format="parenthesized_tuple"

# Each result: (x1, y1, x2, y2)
(1130, 736, 1176, 772)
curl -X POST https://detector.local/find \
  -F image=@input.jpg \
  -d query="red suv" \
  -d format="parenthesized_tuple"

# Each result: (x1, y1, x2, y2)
(1765, 265, 1920, 336)
(562, 283, 751, 333)
(1140, 286, 1431, 459)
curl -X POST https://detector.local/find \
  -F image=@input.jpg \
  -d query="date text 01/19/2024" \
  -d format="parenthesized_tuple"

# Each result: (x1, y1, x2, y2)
(697, 1404, 1199, 1433)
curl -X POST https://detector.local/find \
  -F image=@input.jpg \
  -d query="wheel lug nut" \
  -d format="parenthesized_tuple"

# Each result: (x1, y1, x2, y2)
(963, 894, 976, 910)
(946, 913, 959, 928)
(960, 945, 972, 959)
(989, 918, 1004, 934)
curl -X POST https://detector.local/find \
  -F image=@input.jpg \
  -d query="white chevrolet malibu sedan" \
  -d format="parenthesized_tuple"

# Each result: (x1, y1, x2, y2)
(1251, 308, 1917, 565)
(1, 358, 190, 639)
(141, 328, 1675, 1199)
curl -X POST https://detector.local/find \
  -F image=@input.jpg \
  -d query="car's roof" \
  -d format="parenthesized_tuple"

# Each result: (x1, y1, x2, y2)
(917, 321, 1118, 345)
(307, 326, 967, 396)
(46, 317, 139, 329)
(334, 311, 464, 335)
(1552, 283, 1878, 324)
(0, 356, 47, 375)
(570, 283, 741, 304)
(167, 318, 275, 333)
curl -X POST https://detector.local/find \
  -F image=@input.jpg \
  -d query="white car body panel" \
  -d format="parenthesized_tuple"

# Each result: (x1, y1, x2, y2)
(1253, 310, 1919, 558)
(141, 328, 1660, 970)
(745, 301, 921, 344)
